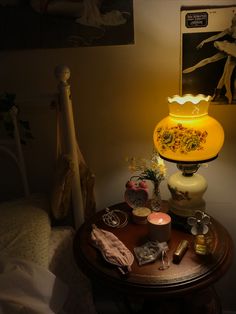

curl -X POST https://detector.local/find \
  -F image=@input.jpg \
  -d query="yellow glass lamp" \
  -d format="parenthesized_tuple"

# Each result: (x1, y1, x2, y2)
(153, 94, 224, 222)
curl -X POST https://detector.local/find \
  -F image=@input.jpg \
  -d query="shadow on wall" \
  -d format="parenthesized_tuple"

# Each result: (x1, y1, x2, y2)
(0, 154, 24, 201)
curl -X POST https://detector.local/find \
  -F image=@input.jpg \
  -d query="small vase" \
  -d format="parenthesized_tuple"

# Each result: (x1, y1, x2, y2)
(150, 181, 162, 211)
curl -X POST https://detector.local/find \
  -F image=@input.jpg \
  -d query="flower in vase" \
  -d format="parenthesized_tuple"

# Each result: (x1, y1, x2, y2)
(126, 152, 167, 211)
(127, 153, 166, 184)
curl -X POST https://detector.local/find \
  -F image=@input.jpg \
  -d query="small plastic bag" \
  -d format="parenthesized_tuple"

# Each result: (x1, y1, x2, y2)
(134, 241, 162, 265)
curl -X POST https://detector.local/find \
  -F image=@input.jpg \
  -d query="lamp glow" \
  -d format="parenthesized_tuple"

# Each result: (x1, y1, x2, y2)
(153, 95, 224, 222)
(153, 94, 224, 164)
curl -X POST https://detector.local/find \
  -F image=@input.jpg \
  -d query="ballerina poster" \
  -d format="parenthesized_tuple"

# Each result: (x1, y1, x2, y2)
(0, 0, 134, 49)
(181, 5, 236, 104)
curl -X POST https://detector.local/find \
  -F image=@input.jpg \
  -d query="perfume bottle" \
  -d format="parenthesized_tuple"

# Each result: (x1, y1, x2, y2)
(194, 234, 212, 255)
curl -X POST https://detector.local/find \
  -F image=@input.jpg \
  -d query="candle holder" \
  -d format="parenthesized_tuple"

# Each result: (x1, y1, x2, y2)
(147, 212, 171, 242)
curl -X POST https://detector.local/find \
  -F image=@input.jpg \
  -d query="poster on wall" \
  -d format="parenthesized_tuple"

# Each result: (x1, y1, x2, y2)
(181, 5, 236, 104)
(0, 0, 134, 50)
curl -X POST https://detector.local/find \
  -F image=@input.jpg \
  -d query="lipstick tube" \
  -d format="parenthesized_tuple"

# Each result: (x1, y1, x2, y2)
(173, 240, 189, 264)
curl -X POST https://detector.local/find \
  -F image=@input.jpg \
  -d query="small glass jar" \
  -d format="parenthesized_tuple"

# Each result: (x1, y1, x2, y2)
(194, 234, 212, 255)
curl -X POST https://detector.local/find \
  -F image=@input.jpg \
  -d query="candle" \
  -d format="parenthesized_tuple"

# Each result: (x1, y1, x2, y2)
(147, 212, 171, 242)
(132, 207, 151, 224)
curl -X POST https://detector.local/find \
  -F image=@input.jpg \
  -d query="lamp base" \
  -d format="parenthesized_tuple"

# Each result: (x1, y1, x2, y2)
(168, 210, 192, 232)
(167, 163, 208, 223)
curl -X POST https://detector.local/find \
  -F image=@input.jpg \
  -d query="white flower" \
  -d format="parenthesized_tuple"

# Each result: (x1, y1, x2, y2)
(187, 210, 211, 235)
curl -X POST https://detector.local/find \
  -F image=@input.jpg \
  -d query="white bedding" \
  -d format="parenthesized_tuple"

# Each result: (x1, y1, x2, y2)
(0, 196, 51, 268)
(0, 256, 68, 314)
(49, 227, 97, 314)
(0, 197, 97, 314)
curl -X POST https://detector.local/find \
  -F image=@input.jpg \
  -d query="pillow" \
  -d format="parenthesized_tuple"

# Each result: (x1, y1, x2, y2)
(50, 154, 74, 220)
(0, 198, 51, 268)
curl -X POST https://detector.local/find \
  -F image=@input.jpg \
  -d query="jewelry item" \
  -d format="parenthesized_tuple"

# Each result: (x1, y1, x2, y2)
(159, 250, 170, 270)
(102, 208, 128, 228)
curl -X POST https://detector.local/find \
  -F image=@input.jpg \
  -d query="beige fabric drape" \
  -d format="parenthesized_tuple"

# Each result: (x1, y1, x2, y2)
(52, 99, 96, 221)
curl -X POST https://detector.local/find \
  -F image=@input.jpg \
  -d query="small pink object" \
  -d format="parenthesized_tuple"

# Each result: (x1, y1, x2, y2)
(147, 212, 171, 242)
(124, 180, 149, 208)
(91, 224, 134, 274)
(125, 180, 136, 188)
(139, 180, 148, 189)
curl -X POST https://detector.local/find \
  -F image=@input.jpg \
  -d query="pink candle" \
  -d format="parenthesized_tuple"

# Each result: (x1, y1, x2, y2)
(148, 212, 171, 225)
(147, 212, 171, 242)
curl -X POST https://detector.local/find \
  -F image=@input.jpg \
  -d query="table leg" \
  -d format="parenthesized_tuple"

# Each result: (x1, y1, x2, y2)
(92, 283, 221, 314)
(135, 287, 221, 314)
(182, 287, 222, 314)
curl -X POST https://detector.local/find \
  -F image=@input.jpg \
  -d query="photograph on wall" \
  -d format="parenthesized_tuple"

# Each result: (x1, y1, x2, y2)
(181, 5, 236, 104)
(0, 0, 134, 50)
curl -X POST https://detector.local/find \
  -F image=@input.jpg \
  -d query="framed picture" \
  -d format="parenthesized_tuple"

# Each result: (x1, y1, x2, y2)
(181, 5, 236, 104)
(0, 0, 134, 49)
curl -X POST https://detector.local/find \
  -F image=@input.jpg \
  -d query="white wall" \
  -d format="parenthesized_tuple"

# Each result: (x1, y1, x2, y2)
(0, 0, 235, 311)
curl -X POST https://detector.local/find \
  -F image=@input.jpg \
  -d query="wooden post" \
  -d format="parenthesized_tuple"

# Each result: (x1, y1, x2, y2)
(10, 106, 30, 197)
(55, 65, 84, 228)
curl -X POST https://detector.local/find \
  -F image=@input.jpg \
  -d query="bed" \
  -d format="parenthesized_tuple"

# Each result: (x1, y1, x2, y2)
(0, 66, 97, 314)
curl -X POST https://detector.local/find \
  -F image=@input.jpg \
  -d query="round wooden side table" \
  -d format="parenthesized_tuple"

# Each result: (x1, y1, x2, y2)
(73, 202, 233, 314)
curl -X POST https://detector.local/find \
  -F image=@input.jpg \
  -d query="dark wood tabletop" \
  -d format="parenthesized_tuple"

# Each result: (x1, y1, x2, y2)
(73, 202, 233, 299)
